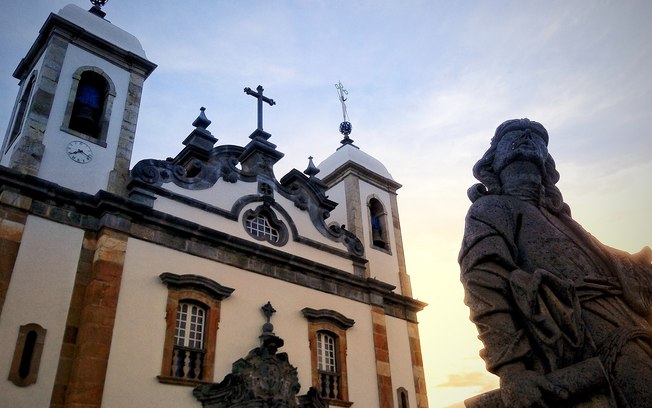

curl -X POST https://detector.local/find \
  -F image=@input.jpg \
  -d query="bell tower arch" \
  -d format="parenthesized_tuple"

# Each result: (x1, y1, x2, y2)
(0, 3, 156, 195)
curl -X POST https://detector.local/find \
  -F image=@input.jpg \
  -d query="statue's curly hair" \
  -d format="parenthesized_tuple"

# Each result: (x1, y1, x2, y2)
(468, 118, 570, 216)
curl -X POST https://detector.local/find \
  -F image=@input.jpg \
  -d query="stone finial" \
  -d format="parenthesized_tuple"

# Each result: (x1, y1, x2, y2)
(181, 107, 217, 154)
(259, 302, 284, 352)
(303, 156, 320, 178)
(192, 107, 212, 130)
(89, 0, 108, 18)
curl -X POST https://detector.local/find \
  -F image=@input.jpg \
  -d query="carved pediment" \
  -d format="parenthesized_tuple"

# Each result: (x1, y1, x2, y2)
(193, 303, 327, 408)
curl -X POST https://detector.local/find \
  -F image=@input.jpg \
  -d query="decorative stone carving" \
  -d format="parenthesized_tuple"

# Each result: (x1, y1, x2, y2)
(128, 107, 364, 256)
(193, 302, 328, 408)
(460, 119, 652, 407)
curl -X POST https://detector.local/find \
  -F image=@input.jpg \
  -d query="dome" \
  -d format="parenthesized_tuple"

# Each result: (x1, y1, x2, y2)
(317, 143, 395, 181)
(58, 4, 148, 59)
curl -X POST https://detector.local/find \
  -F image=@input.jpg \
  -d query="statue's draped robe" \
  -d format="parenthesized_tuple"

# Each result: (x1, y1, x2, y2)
(459, 194, 652, 406)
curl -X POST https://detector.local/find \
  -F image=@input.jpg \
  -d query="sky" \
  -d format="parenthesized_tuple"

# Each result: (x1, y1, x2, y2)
(1, 1, 651, 407)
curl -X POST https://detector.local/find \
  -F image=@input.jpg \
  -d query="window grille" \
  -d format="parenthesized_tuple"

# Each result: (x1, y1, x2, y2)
(175, 303, 205, 349)
(171, 302, 206, 380)
(317, 331, 340, 399)
(317, 332, 336, 372)
(245, 214, 280, 242)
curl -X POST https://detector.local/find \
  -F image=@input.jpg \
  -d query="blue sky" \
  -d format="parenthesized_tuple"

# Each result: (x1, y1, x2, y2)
(1, 1, 651, 406)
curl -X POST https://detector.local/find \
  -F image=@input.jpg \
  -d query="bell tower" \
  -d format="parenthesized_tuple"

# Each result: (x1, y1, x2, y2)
(0, 1, 156, 195)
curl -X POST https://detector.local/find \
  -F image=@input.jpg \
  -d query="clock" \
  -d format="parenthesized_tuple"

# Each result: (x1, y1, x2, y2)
(66, 140, 93, 164)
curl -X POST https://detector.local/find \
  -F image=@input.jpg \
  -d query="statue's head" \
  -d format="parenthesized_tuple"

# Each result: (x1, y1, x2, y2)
(469, 119, 569, 215)
(490, 119, 549, 173)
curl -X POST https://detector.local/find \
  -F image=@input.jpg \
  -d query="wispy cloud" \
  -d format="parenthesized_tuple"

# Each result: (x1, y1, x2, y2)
(437, 371, 498, 393)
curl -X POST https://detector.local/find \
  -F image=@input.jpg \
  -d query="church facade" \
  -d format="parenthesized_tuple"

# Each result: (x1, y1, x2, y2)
(0, 4, 428, 408)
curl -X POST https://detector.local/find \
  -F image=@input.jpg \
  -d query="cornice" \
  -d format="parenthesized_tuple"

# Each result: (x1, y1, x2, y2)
(14, 13, 157, 81)
(0, 166, 425, 321)
(319, 160, 402, 192)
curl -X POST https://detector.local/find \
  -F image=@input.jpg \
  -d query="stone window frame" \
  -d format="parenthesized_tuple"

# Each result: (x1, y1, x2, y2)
(302, 308, 355, 407)
(60, 66, 116, 148)
(158, 273, 234, 386)
(397, 387, 410, 408)
(368, 195, 391, 254)
(242, 204, 289, 246)
(5, 71, 37, 153)
(8, 323, 47, 387)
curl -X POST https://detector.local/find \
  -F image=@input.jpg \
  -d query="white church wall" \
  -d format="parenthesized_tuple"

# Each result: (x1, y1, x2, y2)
(157, 181, 348, 251)
(386, 315, 420, 408)
(0, 216, 83, 408)
(152, 194, 246, 237)
(322, 181, 347, 229)
(358, 180, 401, 289)
(37, 44, 131, 194)
(103, 237, 382, 407)
(161, 178, 258, 213)
(151, 193, 355, 273)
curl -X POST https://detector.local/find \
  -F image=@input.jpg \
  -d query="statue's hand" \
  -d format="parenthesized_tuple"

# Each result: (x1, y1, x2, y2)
(500, 369, 568, 408)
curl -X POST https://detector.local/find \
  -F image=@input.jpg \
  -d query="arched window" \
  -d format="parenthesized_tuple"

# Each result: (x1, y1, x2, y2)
(69, 71, 108, 137)
(302, 308, 355, 405)
(159, 273, 234, 386)
(369, 197, 389, 251)
(317, 331, 337, 373)
(62, 67, 116, 147)
(171, 301, 206, 380)
(9, 323, 47, 387)
(6, 74, 36, 151)
(245, 214, 280, 242)
(242, 205, 288, 246)
(397, 387, 410, 408)
(317, 331, 340, 399)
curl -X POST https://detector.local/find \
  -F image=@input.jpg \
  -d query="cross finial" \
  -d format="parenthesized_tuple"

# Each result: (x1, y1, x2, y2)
(244, 85, 275, 132)
(335, 81, 354, 146)
(335, 81, 349, 123)
(261, 301, 276, 324)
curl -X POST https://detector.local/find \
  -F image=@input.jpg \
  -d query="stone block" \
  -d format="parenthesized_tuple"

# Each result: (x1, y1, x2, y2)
(0, 219, 25, 241)
(0, 189, 32, 210)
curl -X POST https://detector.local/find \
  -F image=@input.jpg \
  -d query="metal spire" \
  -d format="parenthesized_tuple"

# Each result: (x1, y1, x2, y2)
(335, 81, 354, 146)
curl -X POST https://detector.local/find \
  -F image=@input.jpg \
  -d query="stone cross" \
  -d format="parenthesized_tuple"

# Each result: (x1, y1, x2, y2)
(261, 301, 276, 324)
(244, 85, 276, 131)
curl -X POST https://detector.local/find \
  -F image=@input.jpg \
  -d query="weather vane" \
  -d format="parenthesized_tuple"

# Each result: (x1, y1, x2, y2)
(335, 81, 353, 144)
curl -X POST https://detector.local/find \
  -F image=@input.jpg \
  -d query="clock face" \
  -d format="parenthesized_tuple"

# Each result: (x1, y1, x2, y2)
(66, 140, 93, 164)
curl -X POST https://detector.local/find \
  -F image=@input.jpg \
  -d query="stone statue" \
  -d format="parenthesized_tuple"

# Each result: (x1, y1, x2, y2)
(459, 119, 652, 407)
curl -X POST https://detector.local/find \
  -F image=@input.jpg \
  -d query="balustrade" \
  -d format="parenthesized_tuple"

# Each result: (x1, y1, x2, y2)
(171, 345, 204, 380)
